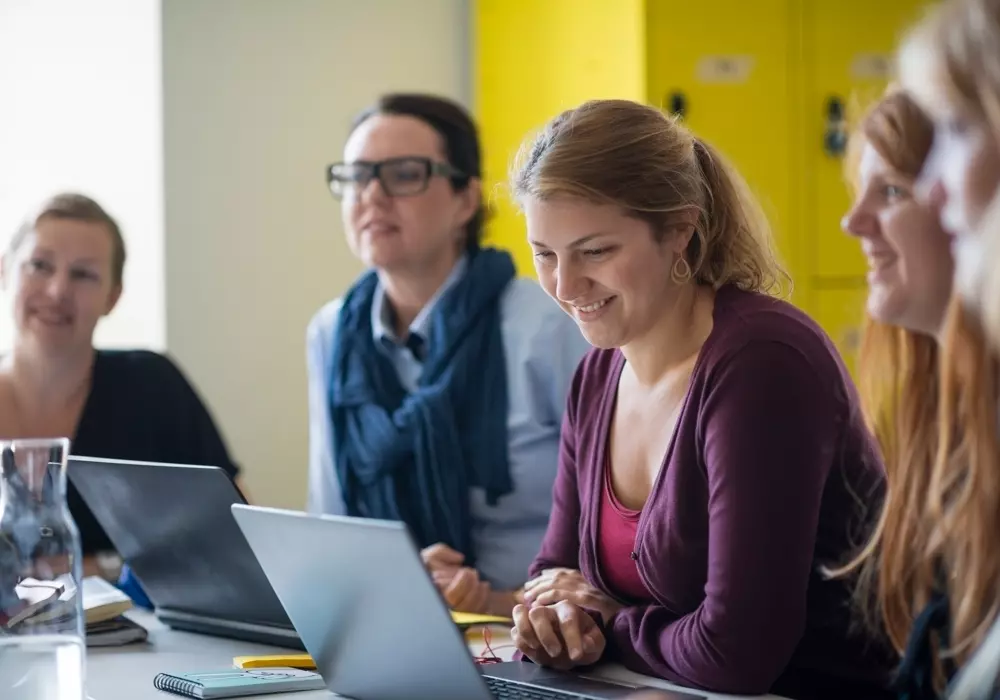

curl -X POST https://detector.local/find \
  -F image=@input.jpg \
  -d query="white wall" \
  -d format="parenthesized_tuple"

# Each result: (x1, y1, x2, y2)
(161, 0, 470, 508)
(0, 0, 164, 352)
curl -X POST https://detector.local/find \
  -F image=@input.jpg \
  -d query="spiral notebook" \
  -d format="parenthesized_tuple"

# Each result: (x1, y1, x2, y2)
(152, 667, 325, 698)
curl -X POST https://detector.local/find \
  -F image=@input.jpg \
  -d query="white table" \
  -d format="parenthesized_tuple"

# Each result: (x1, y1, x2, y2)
(86, 611, 784, 700)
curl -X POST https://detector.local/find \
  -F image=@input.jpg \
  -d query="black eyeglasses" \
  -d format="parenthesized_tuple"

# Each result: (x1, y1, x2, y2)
(325, 156, 467, 199)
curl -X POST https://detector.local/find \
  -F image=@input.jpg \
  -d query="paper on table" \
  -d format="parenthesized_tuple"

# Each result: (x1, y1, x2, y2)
(450, 611, 513, 628)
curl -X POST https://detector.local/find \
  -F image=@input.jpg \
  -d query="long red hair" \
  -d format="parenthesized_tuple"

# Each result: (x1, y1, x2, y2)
(832, 91, 941, 658)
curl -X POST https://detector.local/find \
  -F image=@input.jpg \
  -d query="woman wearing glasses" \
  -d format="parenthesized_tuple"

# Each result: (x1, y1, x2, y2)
(306, 93, 590, 616)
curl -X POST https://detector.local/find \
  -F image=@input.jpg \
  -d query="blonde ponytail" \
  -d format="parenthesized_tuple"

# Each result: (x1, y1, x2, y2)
(691, 139, 787, 295)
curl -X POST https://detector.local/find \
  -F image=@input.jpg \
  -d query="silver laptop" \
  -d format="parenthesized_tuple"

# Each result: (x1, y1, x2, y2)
(231, 504, 704, 700)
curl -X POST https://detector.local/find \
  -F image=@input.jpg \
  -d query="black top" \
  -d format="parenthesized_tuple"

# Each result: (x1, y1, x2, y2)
(70, 350, 239, 554)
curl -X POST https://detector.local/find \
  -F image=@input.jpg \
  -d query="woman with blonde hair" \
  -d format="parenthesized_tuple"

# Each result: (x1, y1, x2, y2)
(837, 88, 957, 699)
(948, 201, 1000, 700)
(507, 99, 892, 699)
(0, 193, 243, 609)
(893, 0, 1000, 697)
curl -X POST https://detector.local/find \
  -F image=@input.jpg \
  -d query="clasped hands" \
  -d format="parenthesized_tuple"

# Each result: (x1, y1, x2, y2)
(521, 567, 623, 623)
(423, 550, 621, 671)
(512, 567, 623, 669)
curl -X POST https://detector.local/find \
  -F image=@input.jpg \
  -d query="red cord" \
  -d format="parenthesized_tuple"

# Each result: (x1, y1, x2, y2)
(474, 625, 503, 665)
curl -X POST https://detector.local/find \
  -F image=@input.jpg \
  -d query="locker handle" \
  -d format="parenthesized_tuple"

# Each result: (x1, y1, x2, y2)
(824, 96, 848, 157)
(665, 91, 687, 119)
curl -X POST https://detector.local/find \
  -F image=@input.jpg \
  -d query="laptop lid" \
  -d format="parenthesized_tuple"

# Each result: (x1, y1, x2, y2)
(67, 457, 291, 629)
(231, 504, 493, 700)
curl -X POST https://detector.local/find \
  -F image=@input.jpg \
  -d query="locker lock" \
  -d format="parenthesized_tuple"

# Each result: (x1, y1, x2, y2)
(824, 96, 848, 158)
(666, 91, 687, 119)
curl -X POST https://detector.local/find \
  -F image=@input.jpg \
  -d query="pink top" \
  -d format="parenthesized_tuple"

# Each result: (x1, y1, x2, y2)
(596, 455, 653, 603)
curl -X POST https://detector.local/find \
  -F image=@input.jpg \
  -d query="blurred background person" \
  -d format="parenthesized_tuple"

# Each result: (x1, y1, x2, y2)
(306, 93, 589, 616)
(948, 195, 1000, 700)
(0, 192, 242, 604)
(836, 88, 955, 699)
(894, 0, 1000, 695)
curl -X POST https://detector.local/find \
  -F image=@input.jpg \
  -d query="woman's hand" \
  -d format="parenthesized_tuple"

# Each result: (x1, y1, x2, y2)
(523, 568, 623, 623)
(421, 543, 465, 578)
(420, 543, 519, 616)
(440, 567, 493, 613)
(422, 543, 477, 605)
(512, 601, 605, 670)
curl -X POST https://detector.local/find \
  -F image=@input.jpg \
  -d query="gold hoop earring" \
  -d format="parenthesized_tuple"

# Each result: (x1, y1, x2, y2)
(671, 257, 692, 284)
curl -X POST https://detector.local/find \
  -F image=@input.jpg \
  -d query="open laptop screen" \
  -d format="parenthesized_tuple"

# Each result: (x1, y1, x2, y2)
(68, 456, 290, 629)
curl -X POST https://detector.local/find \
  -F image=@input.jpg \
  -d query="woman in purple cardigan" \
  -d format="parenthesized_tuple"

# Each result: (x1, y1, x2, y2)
(508, 99, 894, 700)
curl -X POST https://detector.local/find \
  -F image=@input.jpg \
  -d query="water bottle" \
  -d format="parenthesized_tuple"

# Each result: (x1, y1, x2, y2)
(0, 438, 85, 700)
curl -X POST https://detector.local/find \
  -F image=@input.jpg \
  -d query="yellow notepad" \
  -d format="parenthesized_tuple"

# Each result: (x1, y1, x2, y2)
(450, 611, 513, 628)
(233, 654, 316, 670)
(232, 612, 514, 669)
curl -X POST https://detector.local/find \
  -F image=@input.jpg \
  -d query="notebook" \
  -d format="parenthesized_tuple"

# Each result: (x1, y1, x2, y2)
(86, 615, 148, 647)
(153, 668, 325, 698)
(82, 575, 134, 624)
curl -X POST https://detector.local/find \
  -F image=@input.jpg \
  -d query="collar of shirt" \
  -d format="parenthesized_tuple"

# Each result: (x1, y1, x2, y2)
(370, 254, 470, 359)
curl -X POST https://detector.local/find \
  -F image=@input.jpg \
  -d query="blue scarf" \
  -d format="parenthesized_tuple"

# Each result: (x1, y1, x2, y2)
(329, 248, 516, 565)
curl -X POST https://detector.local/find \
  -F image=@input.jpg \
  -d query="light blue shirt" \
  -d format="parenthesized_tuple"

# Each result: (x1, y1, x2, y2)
(305, 258, 591, 591)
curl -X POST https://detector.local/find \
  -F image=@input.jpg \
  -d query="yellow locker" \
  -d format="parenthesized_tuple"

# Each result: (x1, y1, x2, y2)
(474, 0, 646, 275)
(644, 0, 799, 298)
(800, 0, 932, 282)
(812, 285, 870, 378)
(799, 0, 933, 369)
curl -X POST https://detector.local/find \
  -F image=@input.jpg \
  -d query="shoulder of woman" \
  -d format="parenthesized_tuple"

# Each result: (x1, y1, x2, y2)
(94, 350, 210, 408)
(705, 288, 847, 381)
(499, 276, 593, 363)
(306, 297, 343, 346)
(498, 277, 578, 338)
(499, 277, 550, 315)
(95, 348, 181, 379)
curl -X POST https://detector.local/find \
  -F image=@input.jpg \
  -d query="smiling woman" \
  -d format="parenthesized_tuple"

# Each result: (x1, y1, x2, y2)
(834, 89, 960, 699)
(0, 193, 241, 599)
(890, 0, 1000, 697)
(507, 99, 894, 699)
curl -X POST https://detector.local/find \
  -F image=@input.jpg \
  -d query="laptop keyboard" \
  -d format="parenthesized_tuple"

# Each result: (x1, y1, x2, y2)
(484, 675, 596, 700)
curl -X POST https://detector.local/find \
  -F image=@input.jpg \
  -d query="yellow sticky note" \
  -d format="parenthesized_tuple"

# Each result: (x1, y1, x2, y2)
(450, 611, 513, 628)
(233, 654, 316, 670)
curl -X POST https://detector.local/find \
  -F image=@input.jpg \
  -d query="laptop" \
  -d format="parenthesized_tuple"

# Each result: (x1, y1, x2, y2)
(231, 504, 705, 700)
(67, 456, 301, 648)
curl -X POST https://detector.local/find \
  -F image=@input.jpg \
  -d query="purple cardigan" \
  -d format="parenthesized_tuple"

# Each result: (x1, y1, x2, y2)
(530, 287, 893, 699)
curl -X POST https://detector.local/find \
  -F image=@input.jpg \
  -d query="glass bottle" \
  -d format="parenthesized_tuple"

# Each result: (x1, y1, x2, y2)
(0, 438, 85, 700)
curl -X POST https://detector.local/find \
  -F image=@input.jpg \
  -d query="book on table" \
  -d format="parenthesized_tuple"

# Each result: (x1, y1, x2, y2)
(6, 575, 146, 646)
